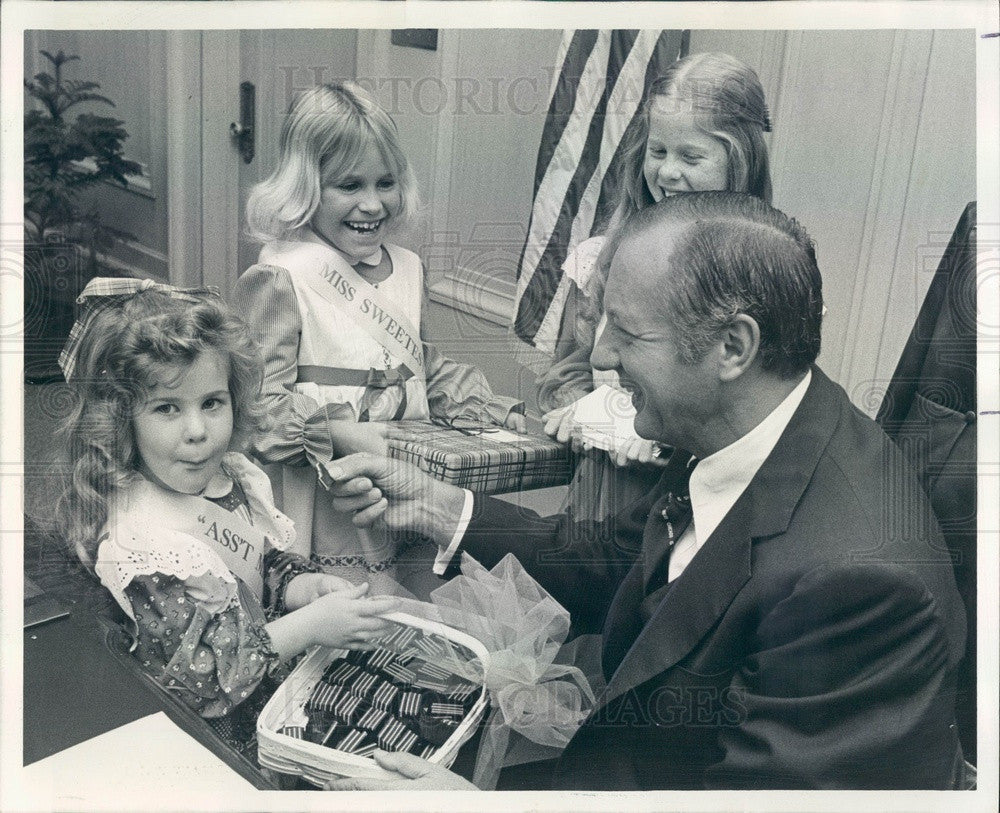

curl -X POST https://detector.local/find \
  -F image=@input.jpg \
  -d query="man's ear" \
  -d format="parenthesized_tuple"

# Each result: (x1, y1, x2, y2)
(718, 314, 760, 382)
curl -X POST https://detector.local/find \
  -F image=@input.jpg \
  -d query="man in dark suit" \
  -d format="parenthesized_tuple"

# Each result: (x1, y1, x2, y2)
(325, 193, 967, 790)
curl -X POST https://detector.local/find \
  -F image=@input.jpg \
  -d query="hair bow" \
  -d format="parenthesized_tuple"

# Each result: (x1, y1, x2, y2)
(58, 277, 218, 382)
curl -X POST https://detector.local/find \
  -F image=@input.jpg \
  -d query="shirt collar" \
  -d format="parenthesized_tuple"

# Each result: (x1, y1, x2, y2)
(688, 369, 812, 544)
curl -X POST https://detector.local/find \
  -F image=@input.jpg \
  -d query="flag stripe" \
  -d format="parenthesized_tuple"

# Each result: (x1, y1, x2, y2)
(532, 29, 599, 195)
(518, 30, 641, 346)
(513, 28, 687, 362)
(515, 31, 612, 304)
(592, 29, 686, 237)
(571, 29, 660, 248)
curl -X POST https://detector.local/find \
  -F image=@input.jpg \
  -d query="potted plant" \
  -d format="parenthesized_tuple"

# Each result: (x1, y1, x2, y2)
(23, 49, 141, 381)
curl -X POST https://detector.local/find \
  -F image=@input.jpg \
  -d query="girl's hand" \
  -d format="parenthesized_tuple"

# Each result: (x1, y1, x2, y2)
(283, 572, 357, 612)
(503, 411, 527, 434)
(542, 405, 575, 443)
(300, 582, 398, 650)
(542, 405, 587, 453)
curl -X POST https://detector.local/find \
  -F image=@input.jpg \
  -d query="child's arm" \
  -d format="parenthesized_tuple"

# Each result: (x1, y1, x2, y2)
(537, 237, 606, 413)
(121, 570, 395, 716)
(232, 264, 355, 467)
(263, 547, 358, 614)
(537, 279, 599, 413)
(122, 572, 284, 716)
(264, 582, 396, 661)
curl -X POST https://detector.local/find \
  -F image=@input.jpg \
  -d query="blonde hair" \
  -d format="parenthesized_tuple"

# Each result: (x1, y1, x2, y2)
(594, 52, 774, 296)
(53, 290, 268, 566)
(246, 82, 419, 244)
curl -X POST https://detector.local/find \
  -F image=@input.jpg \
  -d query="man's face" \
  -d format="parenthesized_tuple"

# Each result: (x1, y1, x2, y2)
(591, 227, 719, 448)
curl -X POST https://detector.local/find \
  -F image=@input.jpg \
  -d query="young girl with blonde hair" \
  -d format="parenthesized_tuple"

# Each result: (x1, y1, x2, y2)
(236, 82, 523, 586)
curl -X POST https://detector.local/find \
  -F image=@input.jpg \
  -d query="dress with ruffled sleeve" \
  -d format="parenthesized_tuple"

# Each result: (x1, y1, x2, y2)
(231, 236, 524, 586)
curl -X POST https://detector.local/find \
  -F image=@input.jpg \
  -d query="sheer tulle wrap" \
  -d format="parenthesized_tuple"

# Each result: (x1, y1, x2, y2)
(392, 552, 601, 789)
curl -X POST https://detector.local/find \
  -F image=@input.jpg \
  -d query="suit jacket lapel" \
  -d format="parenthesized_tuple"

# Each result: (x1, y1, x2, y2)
(597, 367, 843, 707)
(602, 499, 753, 704)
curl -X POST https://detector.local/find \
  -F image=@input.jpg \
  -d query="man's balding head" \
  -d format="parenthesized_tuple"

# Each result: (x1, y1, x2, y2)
(612, 192, 823, 378)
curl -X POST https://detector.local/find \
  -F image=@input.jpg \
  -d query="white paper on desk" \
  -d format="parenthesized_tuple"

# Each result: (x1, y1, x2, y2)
(20, 711, 256, 806)
(566, 385, 659, 456)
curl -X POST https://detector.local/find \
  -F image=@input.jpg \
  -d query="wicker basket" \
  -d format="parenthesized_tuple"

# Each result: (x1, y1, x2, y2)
(257, 611, 489, 785)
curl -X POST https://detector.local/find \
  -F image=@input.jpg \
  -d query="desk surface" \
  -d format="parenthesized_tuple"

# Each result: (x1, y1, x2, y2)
(22, 588, 276, 789)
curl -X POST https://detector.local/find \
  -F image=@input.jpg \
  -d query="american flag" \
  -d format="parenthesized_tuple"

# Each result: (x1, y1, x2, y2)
(512, 29, 687, 371)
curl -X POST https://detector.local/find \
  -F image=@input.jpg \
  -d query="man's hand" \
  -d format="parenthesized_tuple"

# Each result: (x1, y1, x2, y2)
(325, 750, 478, 791)
(320, 453, 466, 544)
(327, 421, 393, 458)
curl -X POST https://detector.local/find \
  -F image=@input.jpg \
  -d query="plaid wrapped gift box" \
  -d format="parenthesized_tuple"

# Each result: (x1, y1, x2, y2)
(387, 421, 571, 494)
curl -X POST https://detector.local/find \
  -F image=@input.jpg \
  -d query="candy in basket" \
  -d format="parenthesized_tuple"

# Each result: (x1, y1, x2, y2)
(257, 612, 490, 786)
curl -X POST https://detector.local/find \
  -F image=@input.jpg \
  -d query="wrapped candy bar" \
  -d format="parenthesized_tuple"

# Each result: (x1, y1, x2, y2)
(306, 682, 367, 724)
(372, 622, 420, 651)
(318, 719, 344, 747)
(348, 669, 380, 700)
(428, 701, 466, 719)
(363, 647, 415, 671)
(396, 689, 423, 719)
(323, 660, 362, 685)
(355, 706, 389, 733)
(417, 713, 461, 747)
(279, 707, 309, 740)
(334, 729, 378, 757)
(369, 681, 401, 712)
(376, 717, 419, 753)
(422, 686, 479, 716)
(381, 660, 417, 686)
(305, 709, 338, 744)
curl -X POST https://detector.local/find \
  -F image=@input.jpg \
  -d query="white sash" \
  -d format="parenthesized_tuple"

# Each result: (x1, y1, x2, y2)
(295, 242, 425, 378)
(114, 479, 271, 603)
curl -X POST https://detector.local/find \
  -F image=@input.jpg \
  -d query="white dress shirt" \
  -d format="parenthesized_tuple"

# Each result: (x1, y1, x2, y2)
(667, 369, 811, 581)
(435, 370, 812, 579)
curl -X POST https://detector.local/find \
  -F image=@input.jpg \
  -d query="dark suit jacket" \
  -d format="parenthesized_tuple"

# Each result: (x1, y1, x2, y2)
(461, 367, 966, 789)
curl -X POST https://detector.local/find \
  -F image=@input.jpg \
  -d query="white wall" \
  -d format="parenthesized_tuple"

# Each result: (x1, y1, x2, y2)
(689, 29, 976, 413)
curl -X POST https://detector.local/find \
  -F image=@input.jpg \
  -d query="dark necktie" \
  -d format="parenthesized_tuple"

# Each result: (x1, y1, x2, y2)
(641, 451, 696, 598)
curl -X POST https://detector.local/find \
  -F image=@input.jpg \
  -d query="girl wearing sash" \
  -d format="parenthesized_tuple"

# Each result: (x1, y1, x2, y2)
(235, 82, 524, 586)
(54, 281, 397, 756)
(537, 53, 774, 523)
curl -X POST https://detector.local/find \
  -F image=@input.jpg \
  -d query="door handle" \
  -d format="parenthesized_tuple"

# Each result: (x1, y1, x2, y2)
(229, 81, 255, 164)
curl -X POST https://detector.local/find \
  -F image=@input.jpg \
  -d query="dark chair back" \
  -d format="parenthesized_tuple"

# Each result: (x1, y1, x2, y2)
(876, 202, 977, 764)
